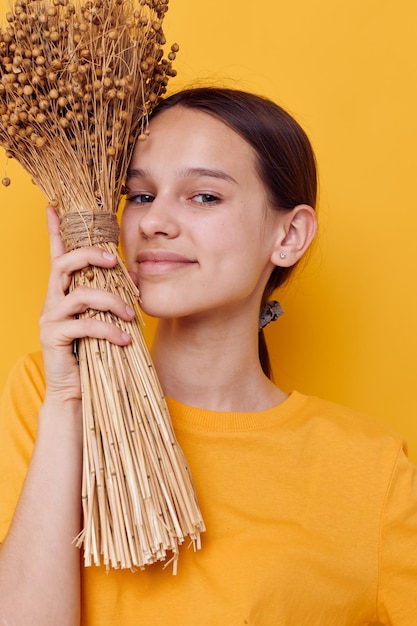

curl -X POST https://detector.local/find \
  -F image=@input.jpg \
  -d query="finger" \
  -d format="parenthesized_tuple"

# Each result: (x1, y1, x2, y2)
(41, 317, 132, 348)
(43, 247, 119, 310)
(46, 206, 66, 260)
(42, 286, 136, 323)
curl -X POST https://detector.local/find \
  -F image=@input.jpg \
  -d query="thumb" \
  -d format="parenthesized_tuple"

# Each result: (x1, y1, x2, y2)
(46, 206, 66, 260)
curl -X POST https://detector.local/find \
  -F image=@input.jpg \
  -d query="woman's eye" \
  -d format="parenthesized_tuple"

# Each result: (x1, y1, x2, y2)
(126, 193, 154, 204)
(192, 193, 220, 205)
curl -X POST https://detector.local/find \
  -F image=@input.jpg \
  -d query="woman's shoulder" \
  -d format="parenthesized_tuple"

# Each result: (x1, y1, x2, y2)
(3, 350, 45, 381)
(13, 350, 45, 375)
(0, 351, 45, 423)
(290, 389, 408, 461)
(292, 389, 399, 434)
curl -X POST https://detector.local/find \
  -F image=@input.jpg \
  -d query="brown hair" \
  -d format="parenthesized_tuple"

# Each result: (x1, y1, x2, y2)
(151, 87, 317, 378)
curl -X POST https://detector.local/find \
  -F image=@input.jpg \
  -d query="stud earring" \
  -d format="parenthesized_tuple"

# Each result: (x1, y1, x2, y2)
(279, 252, 286, 259)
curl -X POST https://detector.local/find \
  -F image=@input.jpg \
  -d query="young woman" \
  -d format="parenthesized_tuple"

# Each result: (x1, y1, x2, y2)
(0, 88, 416, 625)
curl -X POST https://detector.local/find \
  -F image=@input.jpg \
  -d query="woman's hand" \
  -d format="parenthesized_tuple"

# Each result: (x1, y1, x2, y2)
(40, 207, 136, 403)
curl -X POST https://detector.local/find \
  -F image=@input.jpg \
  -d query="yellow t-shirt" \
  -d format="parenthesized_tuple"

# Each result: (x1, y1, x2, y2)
(1, 352, 417, 625)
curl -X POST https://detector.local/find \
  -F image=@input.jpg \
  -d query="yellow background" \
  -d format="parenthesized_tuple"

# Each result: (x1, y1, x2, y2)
(1, 0, 416, 460)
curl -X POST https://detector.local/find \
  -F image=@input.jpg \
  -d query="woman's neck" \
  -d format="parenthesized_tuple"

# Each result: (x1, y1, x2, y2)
(151, 317, 287, 412)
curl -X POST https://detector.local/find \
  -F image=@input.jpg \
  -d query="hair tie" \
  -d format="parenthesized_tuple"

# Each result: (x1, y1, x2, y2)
(259, 300, 284, 331)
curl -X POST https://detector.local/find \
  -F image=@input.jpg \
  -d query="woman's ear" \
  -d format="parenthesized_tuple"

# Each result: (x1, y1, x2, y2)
(270, 204, 317, 267)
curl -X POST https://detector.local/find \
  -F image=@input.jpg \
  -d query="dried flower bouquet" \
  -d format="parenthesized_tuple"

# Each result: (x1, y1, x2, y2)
(0, 0, 205, 571)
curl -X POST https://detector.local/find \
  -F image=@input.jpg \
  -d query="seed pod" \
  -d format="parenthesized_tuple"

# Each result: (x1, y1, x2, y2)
(2, 178, 11, 187)
(84, 268, 94, 281)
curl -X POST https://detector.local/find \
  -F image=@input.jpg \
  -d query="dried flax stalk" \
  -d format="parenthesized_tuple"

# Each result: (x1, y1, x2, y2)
(0, 0, 205, 570)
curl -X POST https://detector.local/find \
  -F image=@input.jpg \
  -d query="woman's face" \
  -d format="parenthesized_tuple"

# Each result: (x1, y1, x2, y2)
(121, 106, 283, 325)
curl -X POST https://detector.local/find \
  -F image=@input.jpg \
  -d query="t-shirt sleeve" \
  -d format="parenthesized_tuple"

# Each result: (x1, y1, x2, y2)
(0, 352, 45, 542)
(376, 445, 417, 624)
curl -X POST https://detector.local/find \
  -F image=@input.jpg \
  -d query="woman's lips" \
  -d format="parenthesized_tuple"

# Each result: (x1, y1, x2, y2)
(136, 251, 196, 275)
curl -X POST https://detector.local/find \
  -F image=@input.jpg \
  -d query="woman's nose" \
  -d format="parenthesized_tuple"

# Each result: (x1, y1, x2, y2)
(138, 198, 180, 239)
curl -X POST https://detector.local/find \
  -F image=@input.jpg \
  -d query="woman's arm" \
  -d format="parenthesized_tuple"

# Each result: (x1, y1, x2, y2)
(0, 396, 83, 626)
(0, 208, 134, 626)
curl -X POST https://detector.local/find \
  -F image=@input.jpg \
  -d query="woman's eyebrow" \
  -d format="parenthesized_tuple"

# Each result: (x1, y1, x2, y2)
(126, 167, 147, 179)
(126, 167, 238, 184)
(181, 167, 238, 184)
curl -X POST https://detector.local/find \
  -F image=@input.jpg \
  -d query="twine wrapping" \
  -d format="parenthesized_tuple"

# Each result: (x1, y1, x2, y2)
(60, 212, 120, 252)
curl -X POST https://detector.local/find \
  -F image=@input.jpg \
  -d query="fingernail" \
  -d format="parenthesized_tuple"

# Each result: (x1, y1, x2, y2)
(121, 332, 131, 342)
(126, 306, 135, 318)
(102, 251, 116, 261)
